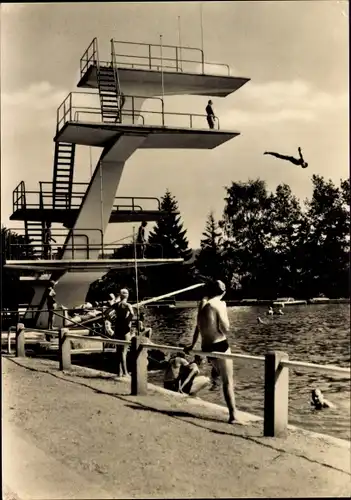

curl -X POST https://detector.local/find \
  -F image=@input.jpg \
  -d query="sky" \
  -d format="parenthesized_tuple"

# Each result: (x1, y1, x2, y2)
(1, 1, 349, 249)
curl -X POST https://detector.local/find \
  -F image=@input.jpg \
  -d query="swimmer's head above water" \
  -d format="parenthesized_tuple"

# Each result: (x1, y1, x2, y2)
(311, 388, 329, 409)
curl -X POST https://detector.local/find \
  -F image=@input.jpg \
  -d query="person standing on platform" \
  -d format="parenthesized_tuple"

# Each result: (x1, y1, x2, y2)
(206, 100, 216, 129)
(47, 280, 57, 330)
(137, 221, 148, 258)
(43, 222, 56, 259)
(113, 288, 134, 376)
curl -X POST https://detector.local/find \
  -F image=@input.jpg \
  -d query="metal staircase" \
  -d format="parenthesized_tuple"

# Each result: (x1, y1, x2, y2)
(52, 142, 76, 209)
(24, 221, 44, 258)
(97, 62, 124, 123)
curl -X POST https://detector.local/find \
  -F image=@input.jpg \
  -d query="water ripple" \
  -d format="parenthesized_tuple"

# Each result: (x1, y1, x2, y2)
(145, 303, 350, 441)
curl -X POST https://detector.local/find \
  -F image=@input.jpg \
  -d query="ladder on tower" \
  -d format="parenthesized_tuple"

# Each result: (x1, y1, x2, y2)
(97, 65, 124, 123)
(24, 221, 44, 258)
(52, 142, 76, 209)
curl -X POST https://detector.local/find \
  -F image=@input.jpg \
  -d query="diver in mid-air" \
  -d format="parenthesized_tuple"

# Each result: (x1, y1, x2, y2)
(264, 147, 308, 169)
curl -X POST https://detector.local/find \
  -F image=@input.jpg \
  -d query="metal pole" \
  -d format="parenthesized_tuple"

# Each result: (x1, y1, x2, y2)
(200, 2, 205, 73)
(89, 147, 93, 177)
(160, 35, 165, 101)
(133, 226, 140, 336)
(200, 3, 204, 55)
(178, 16, 182, 71)
(99, 162, 104, 251)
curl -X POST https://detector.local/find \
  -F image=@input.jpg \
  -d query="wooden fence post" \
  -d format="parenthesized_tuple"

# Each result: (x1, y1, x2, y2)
(59, 328, 71, 371)
(130, 336, 148, 396)
(264, 350, 289, 437)
(15, 323, 25, 357)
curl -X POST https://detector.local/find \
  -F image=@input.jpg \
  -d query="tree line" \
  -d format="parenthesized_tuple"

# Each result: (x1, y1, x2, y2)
(1, 174, 349, 307)
(88, 174, 350, 302)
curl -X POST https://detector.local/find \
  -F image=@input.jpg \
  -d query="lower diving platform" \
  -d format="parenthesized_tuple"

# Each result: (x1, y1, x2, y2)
(11, 182, 177, 225)
(55, 92, 240, 149)
(4, 258, 183, 272)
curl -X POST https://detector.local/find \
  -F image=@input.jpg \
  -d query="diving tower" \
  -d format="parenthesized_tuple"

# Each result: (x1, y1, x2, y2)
(6, 37, 250, 328)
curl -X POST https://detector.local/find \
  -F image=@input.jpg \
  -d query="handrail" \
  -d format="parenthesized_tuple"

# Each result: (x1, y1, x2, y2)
(281, 359, 349, 375)
(13, 188, 162, 212)
(73, 110, 145, 126)
(111, 39, 207, 74)
(55, 331, 351, 378)
(56, 91, 220, 131)
(6, 227, 104, 260)
(80, 37, 99, 78)
(54, 329, 351, 376)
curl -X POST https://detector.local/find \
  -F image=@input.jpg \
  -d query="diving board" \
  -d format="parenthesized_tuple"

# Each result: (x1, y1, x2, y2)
(55, 122, 239, 149)
(4, 258, 184, 272)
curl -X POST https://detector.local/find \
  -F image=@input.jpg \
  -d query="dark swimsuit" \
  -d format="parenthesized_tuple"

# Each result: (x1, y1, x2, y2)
(206, 339, 230, 363)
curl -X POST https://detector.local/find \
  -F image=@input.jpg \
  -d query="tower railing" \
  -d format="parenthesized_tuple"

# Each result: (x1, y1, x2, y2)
(5, 228, 166, 261)
(12, 181, 27, 212)
(5, 227, 103, 261)
(110, 40, 230, 75)
(79, 38, 231, 82)
(80, 37, 100, 78)
(56, 91, 221, 132)
(12, 181, 163, 213)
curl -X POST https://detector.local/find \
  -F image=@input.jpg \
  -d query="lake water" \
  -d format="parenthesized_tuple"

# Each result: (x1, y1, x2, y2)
(145, 303, 350, 441)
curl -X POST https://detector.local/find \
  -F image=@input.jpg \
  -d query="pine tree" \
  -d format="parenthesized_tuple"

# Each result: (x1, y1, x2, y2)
(143, 190, 193, 297)
(195, 212, 224, 281)
(146, 189, 192, 261)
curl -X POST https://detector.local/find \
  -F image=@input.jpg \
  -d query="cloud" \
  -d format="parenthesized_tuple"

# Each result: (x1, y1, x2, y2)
(218, 79, 348, 128)
(1, 81, 68, 112)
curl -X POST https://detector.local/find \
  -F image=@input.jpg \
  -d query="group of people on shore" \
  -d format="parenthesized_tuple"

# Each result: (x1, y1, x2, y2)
(47, 278, 334, 421)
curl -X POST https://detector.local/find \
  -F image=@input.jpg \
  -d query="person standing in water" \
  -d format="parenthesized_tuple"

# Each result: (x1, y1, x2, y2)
(185, 280, 238, 424)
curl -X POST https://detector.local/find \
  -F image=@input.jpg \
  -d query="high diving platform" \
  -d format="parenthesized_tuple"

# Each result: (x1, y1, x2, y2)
(5, 36, 250, 327)
(78, 39, 250, 97)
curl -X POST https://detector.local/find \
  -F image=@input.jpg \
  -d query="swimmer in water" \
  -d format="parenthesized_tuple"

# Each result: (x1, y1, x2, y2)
(311, 388, 335, 410)
(267, 307, 274, 316)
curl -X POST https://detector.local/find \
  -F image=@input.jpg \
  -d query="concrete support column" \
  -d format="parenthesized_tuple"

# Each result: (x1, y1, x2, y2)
(59, 328, 71, 371)
(15, 323, 25, 357)
(264, 350, 289, 437)
(130, 336, 148, 396)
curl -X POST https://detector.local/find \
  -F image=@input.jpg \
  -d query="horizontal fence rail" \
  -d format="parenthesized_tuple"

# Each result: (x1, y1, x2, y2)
(10, 317, 351, 438)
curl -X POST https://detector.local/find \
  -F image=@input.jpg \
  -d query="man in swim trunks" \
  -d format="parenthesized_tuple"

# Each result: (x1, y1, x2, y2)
(185, 279, 237, 423)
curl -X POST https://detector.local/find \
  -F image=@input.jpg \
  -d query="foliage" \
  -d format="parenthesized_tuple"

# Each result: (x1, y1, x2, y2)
(1, 226, 35, 308)
(194, 212, 225, 282)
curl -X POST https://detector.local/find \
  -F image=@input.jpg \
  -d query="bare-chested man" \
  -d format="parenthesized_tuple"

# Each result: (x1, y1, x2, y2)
(185, 280, 237, 423)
